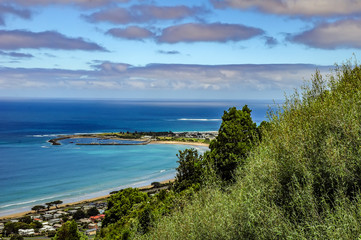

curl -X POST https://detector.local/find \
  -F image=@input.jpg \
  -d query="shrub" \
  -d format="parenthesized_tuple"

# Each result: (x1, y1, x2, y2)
(139, 61, 361, 239)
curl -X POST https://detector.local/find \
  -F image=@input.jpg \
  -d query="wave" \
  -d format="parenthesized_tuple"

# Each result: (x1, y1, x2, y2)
(0, 194, 64, 209)
(31, 134, 61, 138)
(178, 118, 221, 121)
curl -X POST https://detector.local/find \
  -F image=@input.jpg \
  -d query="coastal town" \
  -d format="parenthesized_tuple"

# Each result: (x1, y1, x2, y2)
(0, 180, 174, 239)
(0, 199, 108, 238)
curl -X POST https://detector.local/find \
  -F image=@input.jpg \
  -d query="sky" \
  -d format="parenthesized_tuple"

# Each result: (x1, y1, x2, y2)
(0, 0, 360, 100)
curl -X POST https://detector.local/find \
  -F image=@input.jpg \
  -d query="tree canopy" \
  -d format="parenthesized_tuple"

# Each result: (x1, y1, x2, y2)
(208, 105, 258, 181)
(53, 220, 87, 240)
(173, 148, 204, 192)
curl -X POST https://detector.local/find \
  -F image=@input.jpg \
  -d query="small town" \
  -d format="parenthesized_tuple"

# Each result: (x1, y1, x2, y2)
(0, 180, 174, 239)
(0, 200, 107, 239)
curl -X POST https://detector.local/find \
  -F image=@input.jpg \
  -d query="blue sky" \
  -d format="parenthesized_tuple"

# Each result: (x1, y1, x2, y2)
(0, 0, 360, 100)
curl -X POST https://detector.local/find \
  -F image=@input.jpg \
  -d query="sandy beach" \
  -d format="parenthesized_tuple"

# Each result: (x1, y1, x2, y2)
(0, 179, 174, 221)
(149, 140, 209, 147)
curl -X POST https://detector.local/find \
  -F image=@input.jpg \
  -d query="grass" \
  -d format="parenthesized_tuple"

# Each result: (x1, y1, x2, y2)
(136, 60, 361, 239)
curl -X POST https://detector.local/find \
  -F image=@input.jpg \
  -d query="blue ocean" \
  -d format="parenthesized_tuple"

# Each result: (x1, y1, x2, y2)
(0, 99, 274, 216)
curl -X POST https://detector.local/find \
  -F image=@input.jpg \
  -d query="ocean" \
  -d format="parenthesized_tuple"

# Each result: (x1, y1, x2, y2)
(0, 99, 274, 216)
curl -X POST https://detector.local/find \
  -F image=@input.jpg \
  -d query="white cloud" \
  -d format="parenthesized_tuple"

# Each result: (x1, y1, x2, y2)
(212, 0, 361, 17)
(0, 0, 129, 8)
(289, 19, 361, 49)
(158, 23, 264, 43)
(0, 63, 330, 99)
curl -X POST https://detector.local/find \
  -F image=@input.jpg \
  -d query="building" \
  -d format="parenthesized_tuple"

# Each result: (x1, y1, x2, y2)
(19, 229, 35, 236)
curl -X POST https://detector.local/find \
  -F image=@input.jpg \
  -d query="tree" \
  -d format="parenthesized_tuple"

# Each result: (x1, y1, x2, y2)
(10, 234, 24, 240)
(53, 220, 87, 240)
(45, 202, 53, 211)
(31, 205, 45, 213)
(173, 148, 204, 192)
(257, 120, 271, 142)
(138, 204, 152, 234)
(19, 216, 32, 224)
(86, 207, 99, 217)
(208, 105, 258, 181)
(73, 209, 86, 220)
(102, 188, 148, 227)
(52, 200, 63, 209)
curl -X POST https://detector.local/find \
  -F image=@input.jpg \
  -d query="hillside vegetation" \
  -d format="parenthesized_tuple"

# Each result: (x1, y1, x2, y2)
(135, 62, 361, 239)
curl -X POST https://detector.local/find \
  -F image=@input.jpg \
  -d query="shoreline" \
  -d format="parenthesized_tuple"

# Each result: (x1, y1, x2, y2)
(0, 179, 174, 221)
(149, 140, 209, 147)
(48, 131, 214, 146)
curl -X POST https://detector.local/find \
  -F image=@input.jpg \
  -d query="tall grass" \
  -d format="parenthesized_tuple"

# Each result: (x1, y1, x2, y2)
(138, 61, 361, 239)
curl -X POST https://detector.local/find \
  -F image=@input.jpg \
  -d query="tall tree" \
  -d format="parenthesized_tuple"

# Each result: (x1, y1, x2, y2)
(208, 105, 258, 181)
(173, 148, 204, 192)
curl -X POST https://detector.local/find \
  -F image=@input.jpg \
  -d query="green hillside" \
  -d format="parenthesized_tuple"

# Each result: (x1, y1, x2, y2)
(99, 61, 361, 240)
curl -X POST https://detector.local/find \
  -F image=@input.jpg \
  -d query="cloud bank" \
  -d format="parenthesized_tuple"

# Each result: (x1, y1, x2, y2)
(0, 63, 330, 99)
(0, 4, 31, 25)
(0, 30, 106, 51)
(86, 5, 206, 24)
(107, 26, 154, 40)
(0, 0, 129, 8)
(211, 0, 361, 17)
(288, 19, 361, 49)
(158, 23, 264, 43)
(0, 50, 33, 58)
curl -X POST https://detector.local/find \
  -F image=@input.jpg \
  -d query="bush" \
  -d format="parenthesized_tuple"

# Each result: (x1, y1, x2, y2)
(139, 61, 361, 239)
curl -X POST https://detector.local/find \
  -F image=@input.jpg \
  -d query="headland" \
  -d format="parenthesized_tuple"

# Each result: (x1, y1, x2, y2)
(48, 131, 216, 146)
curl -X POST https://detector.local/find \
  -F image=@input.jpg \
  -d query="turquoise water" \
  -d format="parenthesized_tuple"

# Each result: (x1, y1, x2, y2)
(0, 99, 273, 216)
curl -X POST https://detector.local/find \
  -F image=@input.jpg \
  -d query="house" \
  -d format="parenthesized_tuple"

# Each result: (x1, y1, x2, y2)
(19, 229, 35, 236)
(53, 213, 62, 218)
(85, 228, 97, 236)
(48, 218, 61, 225)
(39, 225, 56, 232)
(88, 223, 97, 229)
(79, 218, 92, 224)
(42, 213, 53, 220)
(90, 214, 105, 222)
(56, 210, 68, 215)
(53, 223, 63, 229)
(67, 209, 77, 214)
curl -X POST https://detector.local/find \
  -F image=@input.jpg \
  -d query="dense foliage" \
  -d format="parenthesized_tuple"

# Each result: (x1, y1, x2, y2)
(137, 61, 361, 239)
(53, 220, 87, 240)
(208, 105, 258, 181)
(173, 148, 204, 192)
(97, 102, 260, 239)
(98, 61, 361, 239)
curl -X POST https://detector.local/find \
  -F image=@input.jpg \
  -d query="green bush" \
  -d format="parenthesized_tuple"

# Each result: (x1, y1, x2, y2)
(139, 61, 361, 239)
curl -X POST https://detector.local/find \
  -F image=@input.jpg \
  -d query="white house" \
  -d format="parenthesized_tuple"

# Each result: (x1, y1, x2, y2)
(19, 229, 35, 236)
